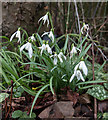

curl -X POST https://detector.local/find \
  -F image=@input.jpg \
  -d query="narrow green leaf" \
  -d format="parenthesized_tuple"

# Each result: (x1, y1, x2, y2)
(63, 35, 68, 53)
(30, 84, 49, 117)
(77, 80, 106, 86)
(50, 77, 54, 95)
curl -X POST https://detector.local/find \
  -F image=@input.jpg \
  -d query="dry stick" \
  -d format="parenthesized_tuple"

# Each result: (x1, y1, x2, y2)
(88, 35, 108, 61)
(91, 36, 97, 120)
(66, 1, 71, 52)
(80, 0, 85, 23)
(74, 0, 81, 34)
(5, 98, 8, 114)
(5, 80, 13, 119)
(74, 0, 82, 50)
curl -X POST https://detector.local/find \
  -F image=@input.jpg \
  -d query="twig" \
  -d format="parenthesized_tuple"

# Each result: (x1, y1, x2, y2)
(94, 43, 108, 61)
(5, 80, 13, 119)
(80, 0, 85, 23)
(66, 1, 70, 34)
(5, 98, 8, 114)
(90, 34, 97, 120)
(74, 0, 81, 34)
(66, 1, 71, 52)
(88, 35, 108, 62)
(92, 0, 101, 19)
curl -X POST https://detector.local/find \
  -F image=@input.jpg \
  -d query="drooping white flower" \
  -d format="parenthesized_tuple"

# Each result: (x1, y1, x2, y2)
(48, 31, 54, 43)
(70, 70, 85, 82)
(30, 35, 36, 42)
(70, 44, 81, 58)
(38, 13, 49, 27)
(79, 61, 88, 76)
(20, 42, 33, 58)
(10, 29, 21, 43)
(46, 44, 52, 54)
(41, 32, 49, 37)
(50, 52, 58, 65)
(38, 42, 46, 55)
(81, 23, 89, 36)
(58, 51, 66, 63)
(74, 60, 88, 76)
(70, 46, 77, 58)
(38, 41, 52, 55)
(41, 31, 54, 43)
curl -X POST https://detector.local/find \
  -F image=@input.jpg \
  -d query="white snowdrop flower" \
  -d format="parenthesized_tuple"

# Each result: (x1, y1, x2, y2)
(20, 42, 33, 58)
(50, 52, 58, 65)
(79, 61, 88, 76)
(81, 23, 89, 36)
(38, 41, 46, 55)
(41, 31, 54, 43)
(70, 44, 81, 58)
(30, 35, 36, 42)
(10, 29, 21, 43)
(70, 46, 77, 58)
(74, 60, 88, 76)
(46, 43, 52, 54)
(70, 70, 85, 82)
(41, 32, 49, 37)
(48, 31, 54, 43)
(58, 51, 66, 63)
(38, 13, 49, 27)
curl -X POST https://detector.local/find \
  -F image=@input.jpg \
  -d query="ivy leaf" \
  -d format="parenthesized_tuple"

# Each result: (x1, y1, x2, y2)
(87, 85, 108, 100)
(0, 93, 9, 103)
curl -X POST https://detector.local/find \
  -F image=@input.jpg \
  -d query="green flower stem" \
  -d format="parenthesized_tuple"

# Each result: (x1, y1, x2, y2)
(48, 12, 54, 32)
(37, 20, 43, 33)
(20, 27, 28, 38)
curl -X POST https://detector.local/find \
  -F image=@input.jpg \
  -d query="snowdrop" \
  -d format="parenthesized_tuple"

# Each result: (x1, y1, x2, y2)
(41, 30, 54, 43)
(29, 35, 36, 42)
(46, 42, 52, 54)
(81, 23, 89, 36)
(74, 60, 88, 76)
(10, 28, 21, 43)
(41, 32, 50, 37)
(20, 42, 33, 58)
(48, 31, 54, 43)
(38, 13, 49, 27)
(58, 51, 66, 63)
(50, 52, 58, 65)
(38, 41, 46, 55)
(38, 41, 52, 55)
(70, 70, 85, 82)
(70, 44, 81, 58)
(70, 46, 77, 58)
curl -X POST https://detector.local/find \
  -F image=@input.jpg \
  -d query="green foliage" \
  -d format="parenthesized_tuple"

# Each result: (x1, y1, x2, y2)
(0, 93, 9, 103)
(12, 110, 23, 118)
(13, 86, 24, 97)
(12, 110, 36, 119)
(87, 85, 108, 100)
(103, 112, 108, 119)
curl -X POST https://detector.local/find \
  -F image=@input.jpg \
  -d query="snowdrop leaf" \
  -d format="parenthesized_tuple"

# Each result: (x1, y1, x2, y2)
(63, 35, 68, 53)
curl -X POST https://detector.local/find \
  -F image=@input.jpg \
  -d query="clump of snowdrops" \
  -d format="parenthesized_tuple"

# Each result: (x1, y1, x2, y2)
(1, 12, 108, 117)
